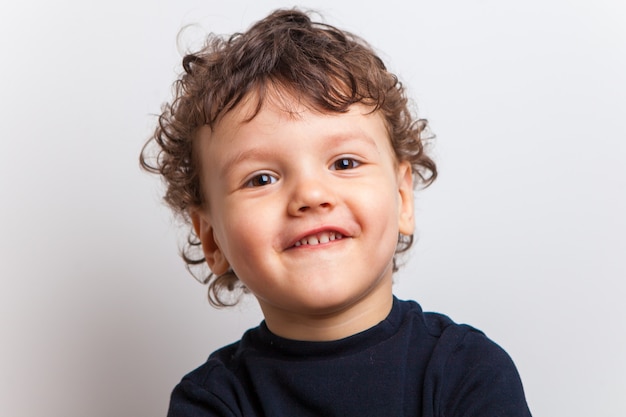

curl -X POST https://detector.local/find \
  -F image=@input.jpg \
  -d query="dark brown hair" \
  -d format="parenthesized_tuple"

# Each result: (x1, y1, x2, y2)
(140, 8, 437, 306)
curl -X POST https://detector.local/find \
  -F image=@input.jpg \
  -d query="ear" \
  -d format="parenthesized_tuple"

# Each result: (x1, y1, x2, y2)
(190, 208, 231, 276)
(397, 161, 415, 236)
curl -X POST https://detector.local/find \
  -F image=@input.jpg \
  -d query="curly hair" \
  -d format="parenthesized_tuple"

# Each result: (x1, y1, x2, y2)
(140, 8, 437, 307)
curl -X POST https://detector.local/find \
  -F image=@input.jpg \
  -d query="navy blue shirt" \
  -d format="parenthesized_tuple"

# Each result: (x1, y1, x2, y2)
(167, 298, 532, 416)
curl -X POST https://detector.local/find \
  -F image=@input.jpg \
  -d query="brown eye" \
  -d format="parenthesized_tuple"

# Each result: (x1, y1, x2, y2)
(245, 173, 277, 187)
(332, 158, 360, 170)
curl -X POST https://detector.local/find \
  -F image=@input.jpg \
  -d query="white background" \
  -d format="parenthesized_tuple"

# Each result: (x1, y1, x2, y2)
(1, 1, 624, 416)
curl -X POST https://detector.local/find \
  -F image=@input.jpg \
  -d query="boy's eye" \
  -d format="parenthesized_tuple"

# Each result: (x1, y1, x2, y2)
(245, 173, 277, 187)
(332, 158, 360, 170)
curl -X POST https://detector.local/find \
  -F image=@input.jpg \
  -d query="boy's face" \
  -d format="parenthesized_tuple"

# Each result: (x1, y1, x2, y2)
(192, 93, 414, 334)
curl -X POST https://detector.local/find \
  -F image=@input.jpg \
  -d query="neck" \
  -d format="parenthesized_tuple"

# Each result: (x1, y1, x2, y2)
(258, 284, 394, 342)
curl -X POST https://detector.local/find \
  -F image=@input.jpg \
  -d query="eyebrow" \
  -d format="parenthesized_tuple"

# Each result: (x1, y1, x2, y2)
(219, 147, 277, 178)
(327, 131, 379, 149)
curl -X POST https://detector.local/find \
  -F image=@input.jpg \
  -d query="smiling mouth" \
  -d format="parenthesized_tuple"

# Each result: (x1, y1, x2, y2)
(293, 231, 344, 247)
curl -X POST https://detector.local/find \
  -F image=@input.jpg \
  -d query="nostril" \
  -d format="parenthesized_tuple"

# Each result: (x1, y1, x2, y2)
(300, 202, 330, 212)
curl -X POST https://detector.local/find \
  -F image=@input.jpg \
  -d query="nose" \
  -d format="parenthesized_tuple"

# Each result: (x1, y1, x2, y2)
(287, 175, 336, 216)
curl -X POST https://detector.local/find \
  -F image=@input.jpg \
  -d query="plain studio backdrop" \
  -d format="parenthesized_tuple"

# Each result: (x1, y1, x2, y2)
(1, 1, 624, 416)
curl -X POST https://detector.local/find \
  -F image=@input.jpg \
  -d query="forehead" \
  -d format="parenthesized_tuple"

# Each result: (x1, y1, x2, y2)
(210, 88, 387, 141)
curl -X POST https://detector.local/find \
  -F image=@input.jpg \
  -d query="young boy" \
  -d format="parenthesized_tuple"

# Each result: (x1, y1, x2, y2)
(141, 8, 532, 417)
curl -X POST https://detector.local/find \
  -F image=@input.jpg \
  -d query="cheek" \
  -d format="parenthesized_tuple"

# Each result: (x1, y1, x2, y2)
(357, 181, 401, 236)
(215, 203, 274, 261)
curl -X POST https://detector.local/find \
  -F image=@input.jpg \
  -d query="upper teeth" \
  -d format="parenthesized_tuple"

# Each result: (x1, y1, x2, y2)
(294, 231, 343, 247)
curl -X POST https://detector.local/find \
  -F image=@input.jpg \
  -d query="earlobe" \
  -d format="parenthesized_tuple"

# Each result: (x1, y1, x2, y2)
(190, 209, 231, 276)
(397, 162, 415, 235)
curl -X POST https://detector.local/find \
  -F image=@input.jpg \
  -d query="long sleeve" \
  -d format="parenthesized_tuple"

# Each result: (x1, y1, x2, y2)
(423, 325, 532, 417)
(167, 361, 251, 417)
